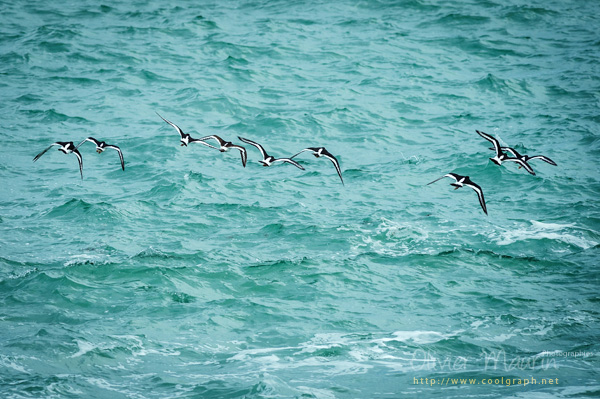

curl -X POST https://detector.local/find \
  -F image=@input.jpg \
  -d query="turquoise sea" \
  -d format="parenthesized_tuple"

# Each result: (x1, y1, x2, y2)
(1, 0, 599, 397)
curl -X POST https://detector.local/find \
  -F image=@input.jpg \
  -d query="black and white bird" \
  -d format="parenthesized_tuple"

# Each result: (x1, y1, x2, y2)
(33, 141, 83, 179)
(500, 146, 557, 168)
(156, 112, 218, 149)
(290, 147, 343, 185)
(427, 173, 488, 215)
(237, 137, 305, 170)
(197, 135, 247, 167)
(476, 130, 535, 175)
(76, 137, 125, 171)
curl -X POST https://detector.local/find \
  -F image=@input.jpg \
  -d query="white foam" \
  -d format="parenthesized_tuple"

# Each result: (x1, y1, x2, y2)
(492, 220, 598, 249)
(374, 330, 453, 345)
(70, 339, 96, 358)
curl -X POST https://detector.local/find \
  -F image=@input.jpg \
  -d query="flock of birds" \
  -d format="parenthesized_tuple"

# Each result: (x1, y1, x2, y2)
(427, 129, 557, 215)
(32, 112, 344, 183)
(32, 115, 556, 216)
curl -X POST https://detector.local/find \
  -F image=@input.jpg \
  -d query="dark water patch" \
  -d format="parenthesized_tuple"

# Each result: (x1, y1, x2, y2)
(189, 380, 256, 399)
(142, 181, 184, 202)
(192, 15, 219, 29)
(432, 37, 526, 58)
(504, 5, 559, 23)
(13, 93, 43, 104)
(20, 108, 89, 124)
(44, 198, 124, 222)
(169, 291, 195, 303)
(66, 51, 102, 64)
(473, 73, 532, 96)
(33, 25, 81, 41)
(46, 75, 103, 87)
(418, 13, 491, 28)
(223, 54, 250, 66)
(37, 41, 71, 53)
(0, 51, 30, 65)
(96, 49, 142, 66)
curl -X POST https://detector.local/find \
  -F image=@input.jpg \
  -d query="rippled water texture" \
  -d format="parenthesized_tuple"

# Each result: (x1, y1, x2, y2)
(1, 0, 599, 397)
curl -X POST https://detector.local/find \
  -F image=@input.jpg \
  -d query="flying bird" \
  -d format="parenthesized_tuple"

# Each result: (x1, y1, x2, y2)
(427, 173, 487, 215)
(476, 130, 535, 174)
(238, 137, 304, 170)
(500, 146, 557, 167)
(197, 135, 247, 167)
(156, 112, 218, 149)
(33, 141, 83, 179)
(290, 147, 343, 185)
(476, 130, 512, 165)
(76, 137, 125, 171)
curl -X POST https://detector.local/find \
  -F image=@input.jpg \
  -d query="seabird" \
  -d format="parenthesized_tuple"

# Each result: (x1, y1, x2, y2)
(290, 147, 343, 185)
(155, 112, 218, 149)
(427, 173, 488, 215)
(33, 141, 83, 179)
(197, 135, 247, 167)
(476, 130, 535, 174)
(76, 137, 125, 171)
(500, 146, 557, 167)
(237, 137, 305, 170)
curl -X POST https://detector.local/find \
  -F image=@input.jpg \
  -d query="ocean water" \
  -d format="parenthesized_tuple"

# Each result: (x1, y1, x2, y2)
(1, 0, 599, 397)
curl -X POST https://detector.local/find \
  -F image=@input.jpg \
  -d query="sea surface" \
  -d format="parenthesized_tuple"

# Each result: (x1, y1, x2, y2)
(1, 0, 599, 398)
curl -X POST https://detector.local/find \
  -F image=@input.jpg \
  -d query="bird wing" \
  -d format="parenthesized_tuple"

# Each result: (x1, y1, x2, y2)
(33, 143, 60, 162)
(500, 146, 520, 158)
(76, 137, 100, 149)
(197, 135, 225, 146)
(290, 147, 318, 159)
(476, 130, 501, 157)
(105, 145, 125, 171)
(504, 157, 536, 175)
(529, 155, 557, 166)
(73, 148, 83, 179)
(230, 144, 247, 167)
(238, 137, 268, 159)
(189, 138, 219, 149)
(156, 112, 185, 138)
(273, 158, 305, 170)
(321, 149, 344, 185)
(465, 180, 488, 215)
(427, 173, 458, 185)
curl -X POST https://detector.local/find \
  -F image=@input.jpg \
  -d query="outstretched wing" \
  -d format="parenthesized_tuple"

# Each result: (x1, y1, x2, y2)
(500, 146, 521, 158)
(197, 135, 225, 146)
(476, 130, 501, 157)
(33, 143, 59, 162)
(76, 137, 100, 150)
(73, 148, 83, 179)
(156, 112, 185, 139)
(427, 173, 458, 185)
(320, 148, 344, 185)
(230, 144, 247, 167)
(273, 158, 305, 170)
(465, 180, 487, 215)
(504, 157, 536, 175)
(238, 136, 268, 159)
(290, 147, 319, 159)
(189, 138, 219, 149)
(105, 145, 125, 171)
(529, 155, 557, 166)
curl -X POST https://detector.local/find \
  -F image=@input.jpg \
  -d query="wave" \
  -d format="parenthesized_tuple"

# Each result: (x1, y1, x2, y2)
(43, 198, 126, 221)
(490, 220, 599, 250)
